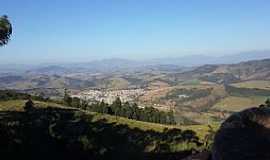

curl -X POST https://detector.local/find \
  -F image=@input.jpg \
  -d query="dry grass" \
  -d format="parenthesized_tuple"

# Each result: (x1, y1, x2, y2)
(213, 96, 266, 112)
(0, 99, 219, 140)
(231, 80, 270, 90)
(0, 100, 65, 111)
(89, 111, 218, 139)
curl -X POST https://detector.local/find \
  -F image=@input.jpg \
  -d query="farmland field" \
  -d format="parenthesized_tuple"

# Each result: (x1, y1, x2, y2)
(231, 80, 270, 90)
(212, 96, 267, 112)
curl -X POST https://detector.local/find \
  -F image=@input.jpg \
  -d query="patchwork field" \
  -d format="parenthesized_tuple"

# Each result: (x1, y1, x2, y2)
(231, 80, 270, 90)
(212, 96, 267, 112)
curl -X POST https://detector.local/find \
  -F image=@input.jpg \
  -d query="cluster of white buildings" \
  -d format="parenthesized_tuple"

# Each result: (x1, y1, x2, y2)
(72, 89, 145, 104)
(178, 94, 189, 99)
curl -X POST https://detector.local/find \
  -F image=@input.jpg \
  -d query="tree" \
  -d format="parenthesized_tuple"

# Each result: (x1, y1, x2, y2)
(167, 110, 176, 125)
(99, 100, 108, 113)
(71, 97, 81, 108)
(63, 89, 72, 106)
(0, 15, 12, 46)
(260, 98, 270, 108)
(111, 97, 122, 118)
(80, 98, 89, 110)
(107, 106, 114, 115)
(132, 105, 140, 120)
(265, 98, 270, 107)
(112, 97, 122, 108)
(24, 98, 34, 111)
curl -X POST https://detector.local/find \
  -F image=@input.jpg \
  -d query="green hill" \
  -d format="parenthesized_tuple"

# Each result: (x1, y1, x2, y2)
(0, 99, 217, 160)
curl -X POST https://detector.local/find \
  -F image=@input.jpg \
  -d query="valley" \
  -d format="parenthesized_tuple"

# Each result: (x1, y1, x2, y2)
(1, 58, 270, 125)
(2, 3, 270, 159)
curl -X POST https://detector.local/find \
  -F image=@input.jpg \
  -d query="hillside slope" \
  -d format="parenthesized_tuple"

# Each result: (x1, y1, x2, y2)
(0, 100, 217, 160)
(194, 59, 270, 83)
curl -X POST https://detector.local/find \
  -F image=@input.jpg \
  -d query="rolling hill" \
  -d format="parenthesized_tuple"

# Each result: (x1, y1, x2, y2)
(0, 58, 270, 125)
(0, 97, 217, 160)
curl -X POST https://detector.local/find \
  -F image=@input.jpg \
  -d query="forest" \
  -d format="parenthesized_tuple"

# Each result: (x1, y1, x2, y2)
(64, 94, 176, 125)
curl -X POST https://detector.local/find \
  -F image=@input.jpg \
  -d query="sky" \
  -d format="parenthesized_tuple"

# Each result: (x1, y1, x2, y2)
(1, 0, 270, 64)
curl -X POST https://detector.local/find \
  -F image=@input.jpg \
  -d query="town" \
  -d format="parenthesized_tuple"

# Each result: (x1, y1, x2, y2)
(71, 89, 146, 104)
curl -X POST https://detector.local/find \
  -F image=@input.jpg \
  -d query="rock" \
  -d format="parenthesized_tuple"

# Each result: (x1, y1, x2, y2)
(212, 107, 270, 160)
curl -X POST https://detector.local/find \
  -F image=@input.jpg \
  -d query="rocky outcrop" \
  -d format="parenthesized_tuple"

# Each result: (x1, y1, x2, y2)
(212, 107, 270, 160)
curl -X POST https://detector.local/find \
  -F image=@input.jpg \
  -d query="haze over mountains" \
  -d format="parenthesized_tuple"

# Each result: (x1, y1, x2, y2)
(149, 50, 270, 66)
(1, 50, 270, 75)
(0, 51, 269, 91)
(1, 54, 270, 125)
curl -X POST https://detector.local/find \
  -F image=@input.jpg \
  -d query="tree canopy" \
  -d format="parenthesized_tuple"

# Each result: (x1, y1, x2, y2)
(63, 95, 176, 125)
(0, 15, 12, 46)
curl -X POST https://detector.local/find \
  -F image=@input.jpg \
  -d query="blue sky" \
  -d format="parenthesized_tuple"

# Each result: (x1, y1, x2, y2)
(1, 0, 270, 64)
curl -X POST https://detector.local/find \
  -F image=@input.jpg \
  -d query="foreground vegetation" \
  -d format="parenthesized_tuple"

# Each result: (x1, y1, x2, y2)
(0, 90, 219, 159)
(1, 88, 269, 159)
(64, 90, 176, 125)
(0, 15, 12, 46)
(0, 102, 216, 159)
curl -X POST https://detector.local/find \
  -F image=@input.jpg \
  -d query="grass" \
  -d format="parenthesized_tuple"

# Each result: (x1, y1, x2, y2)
(0, 100, 65, 111)
(83, 111, 219, 140)
(213, 96, 267, 112)
(231, 80, 270, 90)
(0, 100, 26, 111)
(106, 77, 130, 89)
(180, 79, 201, 86)
(0, 99, 219, 141)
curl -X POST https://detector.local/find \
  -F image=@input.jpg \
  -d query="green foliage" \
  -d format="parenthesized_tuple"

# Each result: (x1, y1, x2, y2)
(71, 97, 80, 108)
(112, 97, 122, 108)
(103, 98, 176, 125)
(225, 85, 270, 97)
(63, 89, 72, 106)
(64, 96, 176, 125)
(0, 107, 202, 159)
(259, 98, 270, 108)
(203, 125, 216, 151)
(265, 98, 270, 107)
(0, 90, 29, 100)
(0, 90, 48, 102)
(24, 99, 34, 111)
(0, 15, 12, 46)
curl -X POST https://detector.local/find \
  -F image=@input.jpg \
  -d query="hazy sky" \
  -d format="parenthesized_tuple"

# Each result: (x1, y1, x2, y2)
(1, 0, 270, 64)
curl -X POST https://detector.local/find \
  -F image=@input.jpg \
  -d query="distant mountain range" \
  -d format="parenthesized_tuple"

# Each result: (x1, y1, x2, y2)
(1, 50, 270, 75)
(149, 50, 270, 66)
(1, 52, 270, 127)
(16, 50, 270, 74)
(0, 57, 270, 91)
(184, 58, 270, 84)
